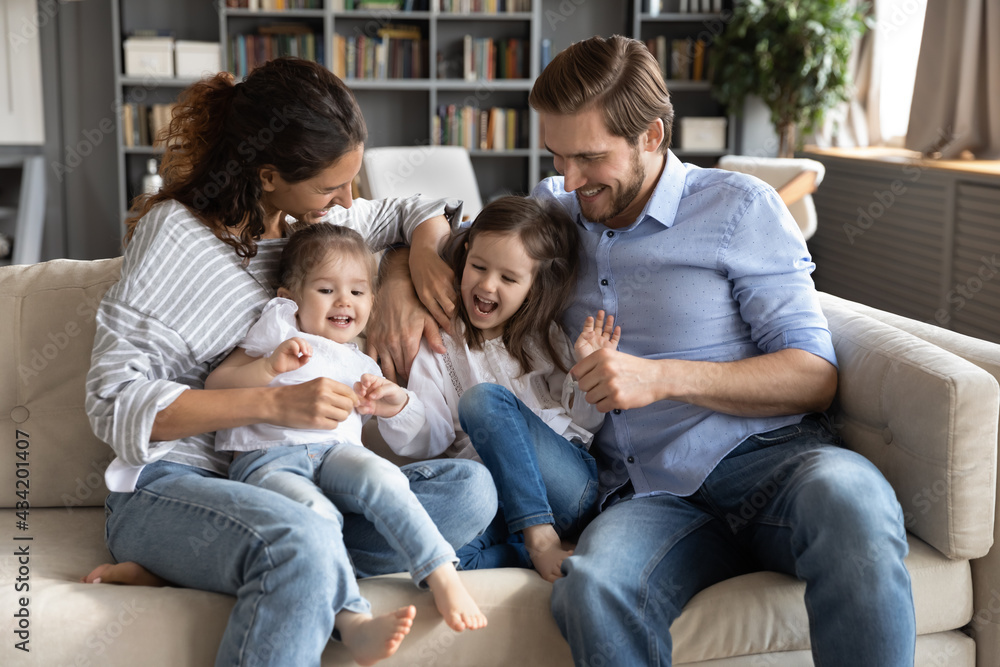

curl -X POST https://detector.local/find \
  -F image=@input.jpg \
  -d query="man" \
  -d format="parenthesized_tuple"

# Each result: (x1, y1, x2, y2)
(527, 35, 915, 666)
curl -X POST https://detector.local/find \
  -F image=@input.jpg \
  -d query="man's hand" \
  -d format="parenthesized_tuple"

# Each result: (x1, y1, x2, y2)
(571, 348, 662, 413)
(366, 247, 445, 382)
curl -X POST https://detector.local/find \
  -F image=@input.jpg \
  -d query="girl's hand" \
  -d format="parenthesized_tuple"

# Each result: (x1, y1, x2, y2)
(574, 310, 621, 362)
(268, 337, 313, 376)
(354, 373, 409, 418)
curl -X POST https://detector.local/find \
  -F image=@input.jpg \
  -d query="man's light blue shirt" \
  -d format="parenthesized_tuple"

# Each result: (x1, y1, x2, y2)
(533, 150, 838, 502)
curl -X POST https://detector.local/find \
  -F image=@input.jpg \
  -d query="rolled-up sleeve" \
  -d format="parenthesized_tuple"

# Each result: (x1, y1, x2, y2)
(86, 299, 193, 467)
(724, 187, 838, 369)
(328, 195, 463, 250)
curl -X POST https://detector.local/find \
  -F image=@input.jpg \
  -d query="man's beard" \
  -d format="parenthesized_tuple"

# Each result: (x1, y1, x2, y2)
(578, 147, 645, 224)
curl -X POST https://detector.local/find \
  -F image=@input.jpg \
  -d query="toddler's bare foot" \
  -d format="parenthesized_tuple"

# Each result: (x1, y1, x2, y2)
(524, 524, 572, 583)
(337, 605, 415, 666)
(81, 562, 169, 587)
(424, 563, 487, 632)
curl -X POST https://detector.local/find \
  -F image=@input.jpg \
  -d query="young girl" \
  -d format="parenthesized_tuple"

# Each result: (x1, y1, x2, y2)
(392, 195, 621, 582)
(205, 223, 486, 661)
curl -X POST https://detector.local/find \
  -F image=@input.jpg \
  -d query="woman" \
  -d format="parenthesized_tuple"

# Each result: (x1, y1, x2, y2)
(83, 57, 496, 666)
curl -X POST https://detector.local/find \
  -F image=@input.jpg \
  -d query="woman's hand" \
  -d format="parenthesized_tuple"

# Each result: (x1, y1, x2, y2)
(574, 310, 621, 362)
(409, 214, 458, 332)
(366, 247, 446, 383)
(267, 377, 359, 430)
(354, 373, 409, 418)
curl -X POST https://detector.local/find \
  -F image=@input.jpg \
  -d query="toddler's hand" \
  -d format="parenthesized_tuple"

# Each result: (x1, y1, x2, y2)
(574, 310, 621, 362)
(269, 337, 313, 376)
(354, 373, 409, 418)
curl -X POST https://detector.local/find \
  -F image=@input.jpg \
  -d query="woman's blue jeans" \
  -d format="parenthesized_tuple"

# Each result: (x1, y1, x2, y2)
(456, 383, 599, 569)
(104, 457, 496, 667)
(551, 415, 916, 666)
(228, 443, 457, 586)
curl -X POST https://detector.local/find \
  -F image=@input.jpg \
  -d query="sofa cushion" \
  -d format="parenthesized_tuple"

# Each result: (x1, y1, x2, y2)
(0, 258, 123, 509)
(4, 508, 972, 666)
(819, 295, 998, 560)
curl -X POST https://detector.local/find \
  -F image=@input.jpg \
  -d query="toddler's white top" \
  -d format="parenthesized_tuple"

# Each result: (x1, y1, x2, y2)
(215, 297, 424, 452)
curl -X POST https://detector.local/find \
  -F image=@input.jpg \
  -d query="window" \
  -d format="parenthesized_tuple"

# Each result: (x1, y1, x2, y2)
(876, 0, 927, 145)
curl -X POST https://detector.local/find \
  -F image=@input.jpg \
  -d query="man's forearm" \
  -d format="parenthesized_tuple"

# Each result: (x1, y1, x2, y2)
(660, 348, 837, 417)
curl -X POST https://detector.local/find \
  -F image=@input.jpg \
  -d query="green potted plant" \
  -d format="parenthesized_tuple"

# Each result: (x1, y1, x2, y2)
(710, 0, 869, 157)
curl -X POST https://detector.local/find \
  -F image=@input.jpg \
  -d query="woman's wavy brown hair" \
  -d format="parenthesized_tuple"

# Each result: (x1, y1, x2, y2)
(443, 196, 580, 375)
(125, 57, 368, 260)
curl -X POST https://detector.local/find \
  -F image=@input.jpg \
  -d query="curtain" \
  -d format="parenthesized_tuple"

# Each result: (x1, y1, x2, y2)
(906, 0, 1000, 159)
(808, 0, 880, 148)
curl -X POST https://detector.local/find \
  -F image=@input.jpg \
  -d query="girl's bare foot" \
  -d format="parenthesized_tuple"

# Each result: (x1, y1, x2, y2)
(81, 562, 170, 587)
(337, 605, 415, 666)
(523, 524, 572, 583)
(424, 564, 487, 632)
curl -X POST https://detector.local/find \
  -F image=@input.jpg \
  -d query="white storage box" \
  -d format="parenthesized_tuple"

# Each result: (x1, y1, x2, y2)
(124, 37, 175, 78)
(679, 116, 728, 151)
(175, 41, 222, 78)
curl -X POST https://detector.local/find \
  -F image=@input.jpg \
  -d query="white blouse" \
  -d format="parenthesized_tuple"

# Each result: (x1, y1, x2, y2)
(391, 323, 605, 461)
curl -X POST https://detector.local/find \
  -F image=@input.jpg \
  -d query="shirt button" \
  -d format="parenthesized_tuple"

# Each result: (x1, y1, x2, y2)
(607, 231, 614, 238)
(613, 409, 622, 415)
(601, 279, 608, 286)
(627, 456, 635, 463)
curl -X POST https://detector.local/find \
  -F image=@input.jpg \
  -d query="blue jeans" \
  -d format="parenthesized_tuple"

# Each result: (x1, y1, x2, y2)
(104, 457, 496, 667)
(228, 443, 456, 585)
(551, 415, 915, 666)
(456, 383, 599, 569)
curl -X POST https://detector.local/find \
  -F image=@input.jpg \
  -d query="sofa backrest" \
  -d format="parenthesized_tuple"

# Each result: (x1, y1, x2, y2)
(1, 258, 122, 509)
(819, 292, 999, 561)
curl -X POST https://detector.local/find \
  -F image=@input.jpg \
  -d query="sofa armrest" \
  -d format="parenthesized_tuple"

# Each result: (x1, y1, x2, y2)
(820, 293, 998, 560)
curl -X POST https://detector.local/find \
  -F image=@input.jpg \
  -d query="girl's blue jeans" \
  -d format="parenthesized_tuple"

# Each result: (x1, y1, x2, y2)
(551, 414, 916, 666)
(228, 442, 458, 586)
(456, 383, 599, 569)
(104, 456, 496, 667)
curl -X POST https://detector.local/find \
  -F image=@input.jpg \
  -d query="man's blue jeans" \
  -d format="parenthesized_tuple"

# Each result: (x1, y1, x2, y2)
(104, 457, 496, 667)
(456, 383, 599, 569)
(551, 415, 916, 666)
(228, 442, 457, 586)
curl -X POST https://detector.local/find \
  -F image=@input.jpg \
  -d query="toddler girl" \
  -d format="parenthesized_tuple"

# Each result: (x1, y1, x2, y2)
(392, 195, 620, 582)
(206, 223, 486, 663)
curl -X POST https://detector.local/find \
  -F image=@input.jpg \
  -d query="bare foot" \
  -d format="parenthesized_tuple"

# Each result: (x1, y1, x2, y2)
(523, 524, 572, 583)
(424, 563, 487, 632)
(337, 605, 415, 666)
(80, 562, 170, 587)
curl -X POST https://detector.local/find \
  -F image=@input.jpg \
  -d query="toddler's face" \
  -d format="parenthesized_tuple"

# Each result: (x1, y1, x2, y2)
(283, 252, 373, 344)
(460, 232, 537, 340)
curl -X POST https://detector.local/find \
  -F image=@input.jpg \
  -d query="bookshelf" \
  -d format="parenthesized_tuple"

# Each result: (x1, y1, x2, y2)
(111, 0, 222, 224)
(112, 0, 543, 228)
(632, 0, 738, 165)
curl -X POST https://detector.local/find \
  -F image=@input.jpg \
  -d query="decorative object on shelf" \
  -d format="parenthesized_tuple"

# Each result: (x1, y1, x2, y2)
(141, 159, 164, 195)
(175, 41, 222, 78)
(709, 0, 868, 158)
(124, 36, 175, 77)
(679, 116, 727, 151)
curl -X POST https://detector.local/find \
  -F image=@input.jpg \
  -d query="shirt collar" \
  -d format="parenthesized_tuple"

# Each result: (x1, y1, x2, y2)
(575, 150, 687, 233)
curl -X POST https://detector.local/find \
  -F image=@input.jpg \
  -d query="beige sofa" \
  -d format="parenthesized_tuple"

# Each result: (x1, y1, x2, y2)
(2, 256, 999, 666)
